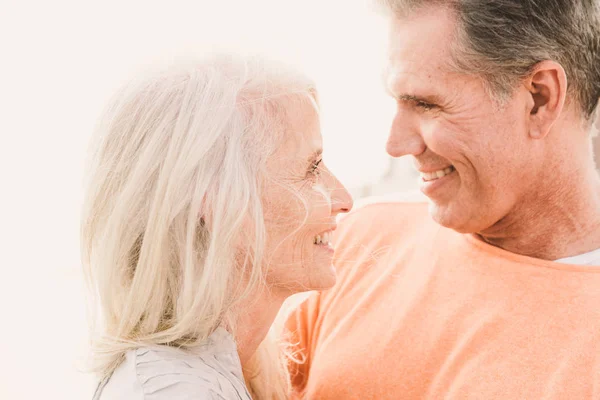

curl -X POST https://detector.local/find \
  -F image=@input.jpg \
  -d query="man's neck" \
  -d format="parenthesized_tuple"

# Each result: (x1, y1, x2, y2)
(593, 135, 600, 170)
(478, 158, 600, 261)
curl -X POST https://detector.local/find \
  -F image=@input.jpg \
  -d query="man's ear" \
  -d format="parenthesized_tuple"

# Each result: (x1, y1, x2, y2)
(592, 103, 600, 138)
(525, 60, 567, 139)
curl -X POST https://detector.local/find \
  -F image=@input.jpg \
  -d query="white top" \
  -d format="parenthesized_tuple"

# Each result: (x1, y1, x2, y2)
(555, 247, 600, 266)
(94, 327, 252, 400)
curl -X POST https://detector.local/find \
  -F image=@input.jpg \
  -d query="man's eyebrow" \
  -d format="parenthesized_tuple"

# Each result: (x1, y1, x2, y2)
(384, 81, 442, 104)
(396, 93, 441, 104)
(398, 94, 421, 102)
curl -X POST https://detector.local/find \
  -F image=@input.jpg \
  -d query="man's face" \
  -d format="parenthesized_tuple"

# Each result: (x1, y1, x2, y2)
(593, 110, 600, 138)
(384, 6, 540, 233)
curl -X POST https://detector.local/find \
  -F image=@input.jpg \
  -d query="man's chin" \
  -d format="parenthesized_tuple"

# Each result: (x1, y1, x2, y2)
(427, 201, 475, 234)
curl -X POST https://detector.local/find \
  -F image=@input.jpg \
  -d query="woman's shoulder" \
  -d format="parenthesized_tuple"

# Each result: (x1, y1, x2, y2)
(97, 328, 251, 400)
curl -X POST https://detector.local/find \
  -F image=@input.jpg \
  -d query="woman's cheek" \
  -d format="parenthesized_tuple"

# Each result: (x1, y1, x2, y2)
(311, 182, 331, 209)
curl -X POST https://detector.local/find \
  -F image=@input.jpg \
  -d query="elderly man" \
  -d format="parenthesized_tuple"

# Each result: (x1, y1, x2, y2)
(593, 108, 600, 167)
(286, 1, 600, 399)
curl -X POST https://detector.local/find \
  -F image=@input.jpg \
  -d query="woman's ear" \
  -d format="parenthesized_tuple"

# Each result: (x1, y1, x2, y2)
(525, 60, 567, 139)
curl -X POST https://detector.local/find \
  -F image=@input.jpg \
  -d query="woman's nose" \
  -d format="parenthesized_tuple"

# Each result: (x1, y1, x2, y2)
(331, 182, 353, 216)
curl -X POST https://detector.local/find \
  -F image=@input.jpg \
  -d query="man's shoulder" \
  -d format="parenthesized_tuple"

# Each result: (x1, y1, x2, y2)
(351, 190, 429, 210)
(331, 191, 433, 268)
(338, 191, 430, 234)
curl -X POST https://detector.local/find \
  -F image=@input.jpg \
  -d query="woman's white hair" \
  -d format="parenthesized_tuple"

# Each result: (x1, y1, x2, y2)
(81, 54, 317, 399)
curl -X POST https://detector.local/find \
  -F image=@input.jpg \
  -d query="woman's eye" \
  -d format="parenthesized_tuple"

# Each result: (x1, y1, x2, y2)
(309, 159, 322, 177)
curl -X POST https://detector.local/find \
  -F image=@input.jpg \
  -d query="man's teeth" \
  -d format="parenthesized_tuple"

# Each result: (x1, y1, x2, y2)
(314, 231, 331, 245)
(421, 166, 454, 182)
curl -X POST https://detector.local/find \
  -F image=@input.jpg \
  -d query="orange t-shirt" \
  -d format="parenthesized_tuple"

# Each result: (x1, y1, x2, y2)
(286, 202, 600, 399)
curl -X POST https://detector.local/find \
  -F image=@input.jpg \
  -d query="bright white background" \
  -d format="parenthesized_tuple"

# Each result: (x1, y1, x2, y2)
(0, 1, 418, 399)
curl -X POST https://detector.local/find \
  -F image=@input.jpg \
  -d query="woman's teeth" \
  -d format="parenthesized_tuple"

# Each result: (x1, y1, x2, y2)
(421, 166, 455, 182)
(314, 231, 331, 245)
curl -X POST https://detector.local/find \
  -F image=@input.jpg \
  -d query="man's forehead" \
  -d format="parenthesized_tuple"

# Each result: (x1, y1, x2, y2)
(385, 12, 459, 97)
(386, 8, 457, 66)
(384, 56, 450, 99)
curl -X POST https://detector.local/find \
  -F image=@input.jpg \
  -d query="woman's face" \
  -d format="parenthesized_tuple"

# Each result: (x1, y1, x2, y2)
(261, 101, 353, 295)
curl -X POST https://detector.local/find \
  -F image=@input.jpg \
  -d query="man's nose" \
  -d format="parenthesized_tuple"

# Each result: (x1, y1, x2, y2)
(386, 108, 426, 158)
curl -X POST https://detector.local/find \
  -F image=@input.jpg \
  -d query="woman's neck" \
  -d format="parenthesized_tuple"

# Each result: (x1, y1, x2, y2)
(232, 287, 286, 367)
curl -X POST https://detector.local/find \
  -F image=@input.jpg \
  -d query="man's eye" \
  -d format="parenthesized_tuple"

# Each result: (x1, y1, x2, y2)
(416, 101, 435, 111)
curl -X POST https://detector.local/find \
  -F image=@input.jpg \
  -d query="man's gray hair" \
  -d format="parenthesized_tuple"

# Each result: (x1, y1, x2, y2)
(377, 0, 600, 120)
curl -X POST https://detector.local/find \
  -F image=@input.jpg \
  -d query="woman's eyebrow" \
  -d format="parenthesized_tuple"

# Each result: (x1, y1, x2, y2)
(307, 149, 323, 162)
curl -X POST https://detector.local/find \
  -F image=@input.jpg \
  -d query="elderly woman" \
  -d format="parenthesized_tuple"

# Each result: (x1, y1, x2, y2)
(82, 55, 353, 400)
